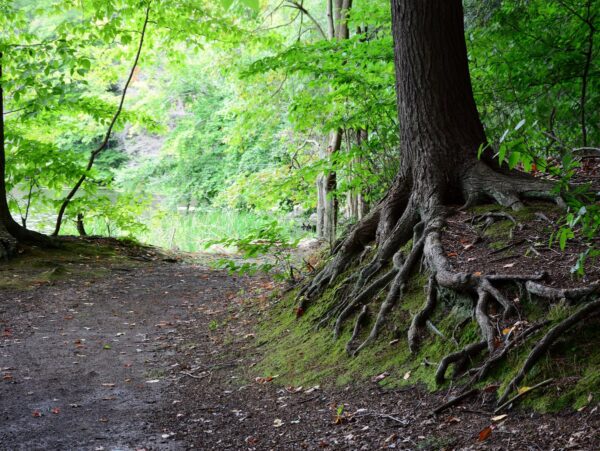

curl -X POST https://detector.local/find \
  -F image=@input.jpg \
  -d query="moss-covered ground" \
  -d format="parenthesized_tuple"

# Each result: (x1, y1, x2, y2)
(0, 237, 154, 290)
(253, 205, 600, 413)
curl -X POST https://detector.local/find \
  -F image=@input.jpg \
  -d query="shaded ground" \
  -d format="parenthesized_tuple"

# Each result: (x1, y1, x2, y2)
(1, 239, 599, 450)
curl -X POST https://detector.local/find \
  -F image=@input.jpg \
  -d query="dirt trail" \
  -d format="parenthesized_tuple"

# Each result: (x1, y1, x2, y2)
(0, 258, 246, 450)
(1, 247, 599, 450)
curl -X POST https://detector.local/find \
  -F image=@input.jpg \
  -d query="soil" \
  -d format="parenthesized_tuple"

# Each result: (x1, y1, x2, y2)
(1, 239, 599, 450)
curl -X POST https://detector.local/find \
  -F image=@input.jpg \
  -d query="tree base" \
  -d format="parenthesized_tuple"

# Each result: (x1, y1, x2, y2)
(296, 162, 598, 407)
(0, 223, 17, 259)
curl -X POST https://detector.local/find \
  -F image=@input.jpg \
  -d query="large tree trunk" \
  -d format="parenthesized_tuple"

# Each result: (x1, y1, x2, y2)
(298, 0, 560, 364)
(391, 0, 486, 206)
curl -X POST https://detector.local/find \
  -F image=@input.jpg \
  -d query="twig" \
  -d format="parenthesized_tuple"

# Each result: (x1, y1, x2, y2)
(489, 239, 526, 255)
(180, 371, 208, 380)
(432, 388, 479, 415)
(494, 378, 554, 413)
(353, 411, 408, 425)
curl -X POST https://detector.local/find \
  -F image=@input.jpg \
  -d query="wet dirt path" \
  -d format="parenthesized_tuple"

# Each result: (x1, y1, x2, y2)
(0, 261, 244, 450)
(1, 255, 599, 450)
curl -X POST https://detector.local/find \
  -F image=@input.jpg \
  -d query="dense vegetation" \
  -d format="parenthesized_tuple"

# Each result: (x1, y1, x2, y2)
(0, 1, 597, 255)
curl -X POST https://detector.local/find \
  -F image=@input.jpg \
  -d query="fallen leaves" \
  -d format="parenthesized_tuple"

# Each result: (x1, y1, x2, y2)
(478, 425, 493, 442)
(273, 418, 284, 428)
(255, 376, 274, 384)
(2, 328, 13, 337)
(371, 372, 389, 383)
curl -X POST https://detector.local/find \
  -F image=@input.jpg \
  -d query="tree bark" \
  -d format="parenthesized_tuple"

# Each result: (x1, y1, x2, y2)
(317, 129, 341, 247)
(391, 0, 486, 207)
(0, 52, 18, 258)
(316, 0, 352, 246)
(299, 0, 557, 326)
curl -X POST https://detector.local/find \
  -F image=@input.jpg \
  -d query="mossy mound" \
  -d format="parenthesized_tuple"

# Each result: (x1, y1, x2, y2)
(0, 236, 159, 290)
(253, 205, 600, 413)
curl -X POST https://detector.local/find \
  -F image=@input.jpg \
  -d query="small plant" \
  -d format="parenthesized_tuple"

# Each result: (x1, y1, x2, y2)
(207, 220, 301, 281)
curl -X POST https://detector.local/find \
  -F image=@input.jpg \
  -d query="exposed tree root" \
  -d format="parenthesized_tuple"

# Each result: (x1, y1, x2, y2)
(333, 267, 396, 338)
(435, 341, 487, 385)
(475, 288, 496, 352)
(497, 298, 600, 405)
(525, 280, 600, 302)
(468, 321, 548, 383)
(295, 161, 592, 406)
(345, 305, 368, 355)
(0, 225, 16, 259)
(408, 273, 438, 353)
(352, 225, 427, 355)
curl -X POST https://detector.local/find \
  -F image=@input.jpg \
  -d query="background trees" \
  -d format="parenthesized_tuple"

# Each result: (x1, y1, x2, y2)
(0, 0, 597, 265)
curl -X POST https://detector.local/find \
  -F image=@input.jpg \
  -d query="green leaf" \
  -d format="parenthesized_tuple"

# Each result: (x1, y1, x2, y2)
(239, 0, 259, 12)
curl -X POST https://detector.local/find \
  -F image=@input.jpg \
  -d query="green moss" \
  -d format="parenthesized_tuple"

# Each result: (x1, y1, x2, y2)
(0, 237, 142, 290)
(254, 266, 600, 413)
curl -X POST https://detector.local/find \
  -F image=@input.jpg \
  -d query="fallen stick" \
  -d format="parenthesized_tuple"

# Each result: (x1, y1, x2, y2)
(432, 388, 479, 415)
(494, 378, 553, 413)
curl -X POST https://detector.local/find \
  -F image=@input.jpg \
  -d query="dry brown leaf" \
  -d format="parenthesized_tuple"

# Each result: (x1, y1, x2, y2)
(372, 372, 390, 383)
(478, 425, 493, 441)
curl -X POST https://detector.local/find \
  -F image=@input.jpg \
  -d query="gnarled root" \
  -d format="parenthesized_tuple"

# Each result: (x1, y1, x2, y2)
(435, 341, 487, 385)
(469, 321, 548, 383)
(351, 224, 427, 356)
(408, 273, 438, 353)
(345, 305, 369, 355)
(525, 281, 600, 303)
(0, 225, 17, 259)
(294, 161, 585, 395)
(497, 298, 600, 406)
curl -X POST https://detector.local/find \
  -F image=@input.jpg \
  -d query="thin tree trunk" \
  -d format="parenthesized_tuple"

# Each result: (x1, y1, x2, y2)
(580, 0, 595, 147)
(0, 52, 17, 258)
(53, 3, 151, 236)
(316, 0, 352, 244)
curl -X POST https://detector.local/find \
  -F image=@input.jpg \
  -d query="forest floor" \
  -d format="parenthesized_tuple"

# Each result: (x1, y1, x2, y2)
(0, 237, 599, 450)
